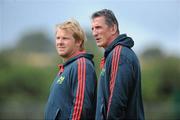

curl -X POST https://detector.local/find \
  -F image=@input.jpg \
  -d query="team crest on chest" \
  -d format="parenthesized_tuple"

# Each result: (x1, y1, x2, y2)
(57, 75, 65, 84)
(100, 68, 105, 76)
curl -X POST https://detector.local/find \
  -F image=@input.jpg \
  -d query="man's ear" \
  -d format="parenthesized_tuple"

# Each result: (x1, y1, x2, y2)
(75, 40, 81, 47)
(111, 24, 117, 35)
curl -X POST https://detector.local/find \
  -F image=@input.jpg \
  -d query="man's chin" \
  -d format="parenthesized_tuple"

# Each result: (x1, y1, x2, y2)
(97, 43, 103, 47)
(58, 52, 66, 57)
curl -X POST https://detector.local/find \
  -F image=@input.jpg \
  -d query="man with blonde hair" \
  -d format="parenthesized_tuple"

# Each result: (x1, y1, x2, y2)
(45, 19, 97, 120)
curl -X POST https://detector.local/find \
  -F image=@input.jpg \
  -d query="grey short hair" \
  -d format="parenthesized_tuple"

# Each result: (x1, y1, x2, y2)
(91, 9, 119, 34)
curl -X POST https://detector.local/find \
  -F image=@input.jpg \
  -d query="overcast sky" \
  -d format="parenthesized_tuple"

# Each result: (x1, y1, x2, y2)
(0, 0, 180, 56)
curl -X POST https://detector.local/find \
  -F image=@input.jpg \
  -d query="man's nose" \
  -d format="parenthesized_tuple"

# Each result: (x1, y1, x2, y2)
(56, 39, 63, 45)
(92, 29, 98, 37)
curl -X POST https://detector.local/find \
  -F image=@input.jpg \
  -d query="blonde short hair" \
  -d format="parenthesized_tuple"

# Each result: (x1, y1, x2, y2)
(56, 19, 86, 51)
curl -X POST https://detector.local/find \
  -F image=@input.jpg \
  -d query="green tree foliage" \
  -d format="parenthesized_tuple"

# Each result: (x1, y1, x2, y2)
(0, 30, 57, 119)
(158, 57, 180, 98)
(16, 31, 55, 53)
(141, 46, 164, 60)
(141, 47, 180, 119)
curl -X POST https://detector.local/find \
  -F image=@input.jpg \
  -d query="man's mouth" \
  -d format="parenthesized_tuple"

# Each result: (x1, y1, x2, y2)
(96, 38, 101, 41)
(57, 47, 65, 50)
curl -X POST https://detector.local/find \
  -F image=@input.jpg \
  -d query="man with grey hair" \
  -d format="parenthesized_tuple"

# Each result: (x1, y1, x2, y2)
(91, 9, 144, 120)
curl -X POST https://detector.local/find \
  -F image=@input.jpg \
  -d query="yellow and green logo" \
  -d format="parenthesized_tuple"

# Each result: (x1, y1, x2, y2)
(57, 75, 65, 84)
(100, 68, 105, 76)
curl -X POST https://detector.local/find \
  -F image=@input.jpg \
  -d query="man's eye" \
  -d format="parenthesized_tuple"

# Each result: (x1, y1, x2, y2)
(63, 37, 70, 40)
(96, 26, 101, 29)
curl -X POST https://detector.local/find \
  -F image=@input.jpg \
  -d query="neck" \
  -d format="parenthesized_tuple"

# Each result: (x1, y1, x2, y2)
(104, 33, 119, 49)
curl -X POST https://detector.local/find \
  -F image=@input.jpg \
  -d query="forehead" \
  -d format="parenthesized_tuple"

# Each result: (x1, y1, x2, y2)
(56, 28, 73, 36)
(92, 16, 106, 25)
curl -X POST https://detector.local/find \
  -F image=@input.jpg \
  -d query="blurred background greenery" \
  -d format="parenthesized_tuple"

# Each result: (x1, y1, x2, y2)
(0, 30, 179, 119)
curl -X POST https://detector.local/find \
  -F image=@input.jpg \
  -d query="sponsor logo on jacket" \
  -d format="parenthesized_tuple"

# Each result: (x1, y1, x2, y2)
(57, 75, 65, 84)
(100, 68, 105, 77)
